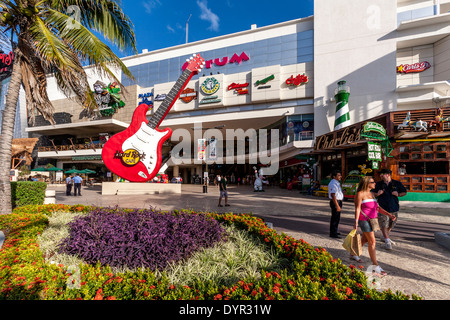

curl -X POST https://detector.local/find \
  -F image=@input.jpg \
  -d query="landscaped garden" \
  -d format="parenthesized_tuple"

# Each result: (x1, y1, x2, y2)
(0, 204, 421, 300)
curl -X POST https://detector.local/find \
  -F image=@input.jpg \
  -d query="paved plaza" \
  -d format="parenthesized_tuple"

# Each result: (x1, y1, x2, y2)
(50, 183, 450, 300)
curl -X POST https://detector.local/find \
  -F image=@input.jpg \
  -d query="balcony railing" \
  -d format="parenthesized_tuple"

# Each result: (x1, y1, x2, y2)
(38, 143, 105, 153)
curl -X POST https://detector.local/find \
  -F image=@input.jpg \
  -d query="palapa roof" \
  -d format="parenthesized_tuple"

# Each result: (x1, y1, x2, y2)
(0, 137, 39, 165)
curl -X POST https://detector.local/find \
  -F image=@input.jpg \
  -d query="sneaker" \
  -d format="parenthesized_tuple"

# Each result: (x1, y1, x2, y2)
(225, 204, 230, 206)
(350, 255, 362, 262)
(218, 204, 223, 207)
(385, 239, 392, 250)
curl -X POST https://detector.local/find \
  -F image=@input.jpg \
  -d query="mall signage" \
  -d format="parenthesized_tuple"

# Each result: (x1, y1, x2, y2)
(227, 82, 249, 95)
(138, 92, 153, 106)
(255, 74, 274, 89)
(182, 52, 250, 71)
(0, 50, 13, 81)
(180, 88, 197, 103)
(199, 77, 222, 104)
(396, 61, 431, 74)
(286, 74, 308, 86)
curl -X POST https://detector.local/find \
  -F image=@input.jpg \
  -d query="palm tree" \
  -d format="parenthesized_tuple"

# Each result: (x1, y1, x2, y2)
(0, 0, 137, 214)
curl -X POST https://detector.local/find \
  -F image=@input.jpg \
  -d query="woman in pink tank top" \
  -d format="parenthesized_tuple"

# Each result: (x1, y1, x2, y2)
(352, 176, 396, 275)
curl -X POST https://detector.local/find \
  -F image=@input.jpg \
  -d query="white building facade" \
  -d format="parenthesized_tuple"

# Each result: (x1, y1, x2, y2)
(27, 0, 450, 188)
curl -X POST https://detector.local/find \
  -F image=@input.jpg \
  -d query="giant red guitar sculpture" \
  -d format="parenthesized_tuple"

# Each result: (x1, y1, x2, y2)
(102, 54, 205, 182)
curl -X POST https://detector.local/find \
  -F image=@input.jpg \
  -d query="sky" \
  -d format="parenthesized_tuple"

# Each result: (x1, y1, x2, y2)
(113, 0, 314, 58)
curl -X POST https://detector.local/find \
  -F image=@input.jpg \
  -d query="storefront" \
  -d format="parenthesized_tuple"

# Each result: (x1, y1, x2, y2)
(312, 107, 450, 201)
(391, 107, 450, 201)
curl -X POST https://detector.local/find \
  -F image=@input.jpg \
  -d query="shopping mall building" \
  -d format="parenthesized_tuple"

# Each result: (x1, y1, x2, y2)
(16, 0, 450, 199)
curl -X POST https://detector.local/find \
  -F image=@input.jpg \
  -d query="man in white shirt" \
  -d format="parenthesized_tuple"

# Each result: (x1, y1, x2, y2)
(328, 170, 344, 238)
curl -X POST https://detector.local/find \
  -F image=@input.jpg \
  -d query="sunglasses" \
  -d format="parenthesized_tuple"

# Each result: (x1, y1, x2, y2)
(369, 181, 375, 184)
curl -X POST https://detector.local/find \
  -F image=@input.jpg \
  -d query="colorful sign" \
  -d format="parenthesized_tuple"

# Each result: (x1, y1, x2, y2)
(197, 139, 206, 160)
(180, 88, 197, 103)
(397, 61, 431, 74)
(93, 81, 125, 117)
(227, 82, 249, 95)
(138, 92, 153, 106)
(367, 142, 382, 161)
(255, 74, 274, 89)
(182, 52, 249, 71)
(200, 77, 220, 95)
(286, 74, 308, 86)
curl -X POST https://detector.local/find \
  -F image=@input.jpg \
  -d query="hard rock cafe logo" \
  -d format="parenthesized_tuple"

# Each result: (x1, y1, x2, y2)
(114, 149, 146, 167)
(180, 88, 197, 103)
(201, 77, 220, 95)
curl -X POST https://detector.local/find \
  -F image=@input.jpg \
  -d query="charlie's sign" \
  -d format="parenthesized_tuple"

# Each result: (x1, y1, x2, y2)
(314, 126, 361, 151)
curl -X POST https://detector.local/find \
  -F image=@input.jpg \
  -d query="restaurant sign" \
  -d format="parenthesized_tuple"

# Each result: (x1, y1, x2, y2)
(396, 61, 431, 74)
(314, 126, 361, 151)
(361, 122, 386, 140)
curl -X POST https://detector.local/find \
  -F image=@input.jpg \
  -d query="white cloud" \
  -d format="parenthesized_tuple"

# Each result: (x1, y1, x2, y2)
(196, 0, 220, 32)
(142, 0, 161, 14)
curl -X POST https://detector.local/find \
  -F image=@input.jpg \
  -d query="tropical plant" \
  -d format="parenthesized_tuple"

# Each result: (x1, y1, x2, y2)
(0, 0, 137, 214)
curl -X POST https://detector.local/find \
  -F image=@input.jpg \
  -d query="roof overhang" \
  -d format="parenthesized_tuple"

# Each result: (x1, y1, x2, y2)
(26, 119, 129, 136)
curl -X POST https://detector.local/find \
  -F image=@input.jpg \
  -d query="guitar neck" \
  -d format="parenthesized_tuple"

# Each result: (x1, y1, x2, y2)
(148, 68, 193, 129)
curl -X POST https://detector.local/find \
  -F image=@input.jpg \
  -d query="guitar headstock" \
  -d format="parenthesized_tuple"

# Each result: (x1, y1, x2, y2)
(185, 53, 205, 75)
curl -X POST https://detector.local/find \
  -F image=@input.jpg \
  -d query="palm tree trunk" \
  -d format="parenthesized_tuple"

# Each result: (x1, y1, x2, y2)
(0, 48, 23, 215)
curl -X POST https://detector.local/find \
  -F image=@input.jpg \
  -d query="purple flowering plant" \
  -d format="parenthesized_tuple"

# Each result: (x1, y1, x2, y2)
(57, 207, 227, 270)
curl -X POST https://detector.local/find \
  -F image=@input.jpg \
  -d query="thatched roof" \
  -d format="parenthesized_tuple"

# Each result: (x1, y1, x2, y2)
(0, 137, 39, 166)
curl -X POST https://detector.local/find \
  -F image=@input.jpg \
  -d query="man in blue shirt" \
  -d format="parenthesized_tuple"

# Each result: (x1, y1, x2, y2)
(72, 173, 83, 196)
(372, 168, 407, 250)
(65, 175, 73, 196)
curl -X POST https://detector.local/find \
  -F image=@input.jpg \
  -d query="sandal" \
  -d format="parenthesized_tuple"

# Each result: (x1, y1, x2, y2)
(374, 265, 387, 276)
(350, 255, 362, 262)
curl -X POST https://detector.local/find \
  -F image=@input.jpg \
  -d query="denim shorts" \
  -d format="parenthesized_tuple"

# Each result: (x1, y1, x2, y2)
(220, 190, 228, 198)
(359, 219, 373, 233)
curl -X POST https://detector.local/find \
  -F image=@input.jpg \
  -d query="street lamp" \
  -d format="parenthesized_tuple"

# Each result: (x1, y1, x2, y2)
(191, 124, 225, 193)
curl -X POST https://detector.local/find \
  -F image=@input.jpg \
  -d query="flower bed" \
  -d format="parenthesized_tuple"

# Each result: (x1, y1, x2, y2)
(0, 204, 420, 300)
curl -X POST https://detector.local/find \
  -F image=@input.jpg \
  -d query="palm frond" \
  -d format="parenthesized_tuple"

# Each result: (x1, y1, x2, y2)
(49, 0, 136, 53)
(44, 8, 135, 82)
(29, 16, 83, 72)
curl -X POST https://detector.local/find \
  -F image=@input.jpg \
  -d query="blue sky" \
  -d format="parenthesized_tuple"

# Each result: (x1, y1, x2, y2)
(114, 0, 314, 58)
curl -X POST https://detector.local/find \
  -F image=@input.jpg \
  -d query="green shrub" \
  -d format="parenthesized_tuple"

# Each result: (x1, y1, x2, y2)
(10, 181, 47, 208)
(0, 205, 422, 301)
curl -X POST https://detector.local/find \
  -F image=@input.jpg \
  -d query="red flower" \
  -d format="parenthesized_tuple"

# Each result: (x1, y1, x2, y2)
(251, 290, 258, 296)
(346, 287, 353, 296)
(94, 288, 103, 300)
(272, 286, 280, 294)
(214, 294, 222, 300)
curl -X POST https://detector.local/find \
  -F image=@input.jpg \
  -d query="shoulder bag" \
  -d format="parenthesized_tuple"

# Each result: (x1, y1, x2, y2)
(360, 210, 380, 232)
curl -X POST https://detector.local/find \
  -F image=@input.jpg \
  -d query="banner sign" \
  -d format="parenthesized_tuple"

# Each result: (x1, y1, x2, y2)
(197, 139, 206, 161)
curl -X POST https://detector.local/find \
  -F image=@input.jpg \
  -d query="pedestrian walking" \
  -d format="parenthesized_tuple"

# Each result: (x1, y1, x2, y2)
(72, 173, 83, 196)
(65, 175, 73, 196)
(353, 176, 397, 275)
(218, 176, 230, 207)
(328, 170, 343, 238)
(372, 168, 407, 250)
